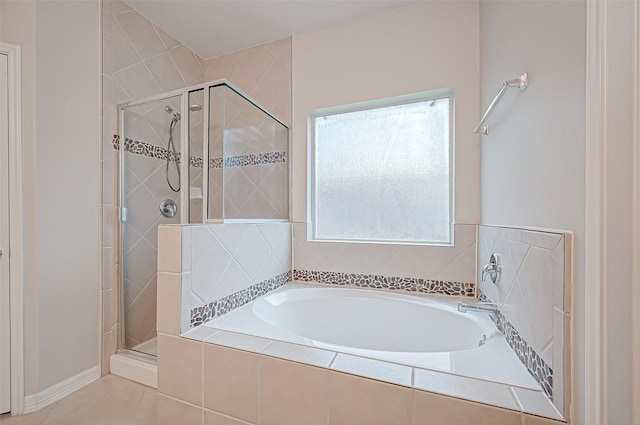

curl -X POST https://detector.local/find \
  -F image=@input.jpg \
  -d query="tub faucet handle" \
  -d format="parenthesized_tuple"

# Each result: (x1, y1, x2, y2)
(481, 263, 497, 282)
(481, 253, 501, 285)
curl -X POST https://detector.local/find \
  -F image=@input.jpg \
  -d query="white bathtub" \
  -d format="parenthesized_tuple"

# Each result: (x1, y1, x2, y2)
(204, 283, 540, 390)
(252, 287, 496, 352)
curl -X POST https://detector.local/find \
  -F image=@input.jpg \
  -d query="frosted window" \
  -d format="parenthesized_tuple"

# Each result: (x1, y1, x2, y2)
(311, 94, 452, 244)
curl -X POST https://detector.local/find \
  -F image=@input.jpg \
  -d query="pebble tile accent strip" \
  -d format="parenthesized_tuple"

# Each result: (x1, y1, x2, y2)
(224, 151, 286, 167)
(190, 155, 203, 168)
(190, 270, 292, 327)
(113, 134, 177, 162)
(113, 135, 285, 169)
(479, 290, 554, 399)
(293, 269, 475, 296)
(209, 157, 223, 168)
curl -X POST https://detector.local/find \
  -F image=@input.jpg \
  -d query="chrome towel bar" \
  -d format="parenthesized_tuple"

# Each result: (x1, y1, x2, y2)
(474, 72, 528, 135)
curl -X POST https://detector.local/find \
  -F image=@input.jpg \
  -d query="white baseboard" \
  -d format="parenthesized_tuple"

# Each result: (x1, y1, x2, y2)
(109, 354, 157, 388)
(23, 365, 101, 413)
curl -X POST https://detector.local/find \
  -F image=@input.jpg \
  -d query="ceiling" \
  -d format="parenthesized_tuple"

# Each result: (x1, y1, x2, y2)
(123, 0, 416, 60)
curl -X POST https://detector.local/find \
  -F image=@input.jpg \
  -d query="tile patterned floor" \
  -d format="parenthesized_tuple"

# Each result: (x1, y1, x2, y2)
(0, 375, 157, 425)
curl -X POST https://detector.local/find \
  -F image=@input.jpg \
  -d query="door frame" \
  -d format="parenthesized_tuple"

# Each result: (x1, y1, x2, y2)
(585, 0, 640, 424)
(0, 41, 25, 415)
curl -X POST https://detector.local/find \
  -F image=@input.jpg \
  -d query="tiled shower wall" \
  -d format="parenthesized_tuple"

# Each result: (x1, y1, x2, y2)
(205, 39, 292, 221)
(210, 86, 289, 220)
(204, 37, 292, 127)
(101, 0, 205, 372)
(102, 1, 292, 372)
(477, 225, 571, 417)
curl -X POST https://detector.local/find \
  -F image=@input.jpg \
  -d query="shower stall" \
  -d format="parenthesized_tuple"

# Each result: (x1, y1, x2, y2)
(117, 81, 289, 358)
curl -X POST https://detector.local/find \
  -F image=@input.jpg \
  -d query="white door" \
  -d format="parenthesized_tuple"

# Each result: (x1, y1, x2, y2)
(0, 52, 10, 414)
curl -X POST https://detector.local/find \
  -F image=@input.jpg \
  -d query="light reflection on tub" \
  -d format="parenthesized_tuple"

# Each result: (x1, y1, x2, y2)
(205, 283, 540, 390)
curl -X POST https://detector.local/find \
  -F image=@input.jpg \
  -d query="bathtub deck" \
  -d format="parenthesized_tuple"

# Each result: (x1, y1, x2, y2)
(204, 283, 537, 390)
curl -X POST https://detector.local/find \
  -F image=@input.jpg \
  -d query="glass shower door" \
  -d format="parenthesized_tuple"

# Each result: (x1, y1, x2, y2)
(120, 95, 183, 356)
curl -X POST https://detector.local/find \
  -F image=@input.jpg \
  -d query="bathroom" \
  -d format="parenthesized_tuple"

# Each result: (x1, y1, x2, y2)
(0, 0, 638, 424)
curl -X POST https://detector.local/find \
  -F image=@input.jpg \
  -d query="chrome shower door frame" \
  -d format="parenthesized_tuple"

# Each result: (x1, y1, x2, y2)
(116, 79, 289, 355)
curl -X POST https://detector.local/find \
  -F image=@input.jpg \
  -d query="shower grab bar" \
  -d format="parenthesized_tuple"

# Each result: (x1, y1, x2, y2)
(474, 73, 528, 135)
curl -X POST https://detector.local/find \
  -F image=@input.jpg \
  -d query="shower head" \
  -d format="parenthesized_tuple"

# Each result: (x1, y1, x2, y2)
(165, 104, 202, 114)
(165, 104, 202, 122)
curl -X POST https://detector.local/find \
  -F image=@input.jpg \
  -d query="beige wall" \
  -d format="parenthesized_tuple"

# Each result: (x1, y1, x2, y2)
(0, 0, 39, 396)
(479, 1, 586, 422)
(0, 0, 101, 394)
(0, 1, 39, 394)
(291, 1, 480, 281)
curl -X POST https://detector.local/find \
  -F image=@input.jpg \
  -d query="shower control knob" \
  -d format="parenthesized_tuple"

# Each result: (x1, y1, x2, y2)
(159, 199, 177, 218)
(0, 249, 3, 258)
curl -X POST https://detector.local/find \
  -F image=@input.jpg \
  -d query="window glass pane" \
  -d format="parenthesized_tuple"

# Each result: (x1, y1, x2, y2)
(313, 96, 450, 243)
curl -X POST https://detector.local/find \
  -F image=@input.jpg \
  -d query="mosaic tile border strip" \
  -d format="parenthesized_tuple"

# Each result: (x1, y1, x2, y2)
(190, 270, 292, 327)
(479, 290, 553, 399)
(293, 269, 475, 297)
(113, 135, 286, 169)
(113, 134, 179, 162)
(224, 151, 286, 167)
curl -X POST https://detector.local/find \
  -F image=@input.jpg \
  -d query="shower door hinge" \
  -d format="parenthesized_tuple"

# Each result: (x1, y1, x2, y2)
(119, 207, 128, 222)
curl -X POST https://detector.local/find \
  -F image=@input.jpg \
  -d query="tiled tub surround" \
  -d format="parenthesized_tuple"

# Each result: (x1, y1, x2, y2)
(293, 222, 477, 285)
(169, 223, 292, 333)
(156, 226, 564, 423)
(478, 225, 571, 419)
(480, 290, 553, 399)
(156, 278, 565, 423)
(162, 328, 565, 425)
(190, 270, 291, 327)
